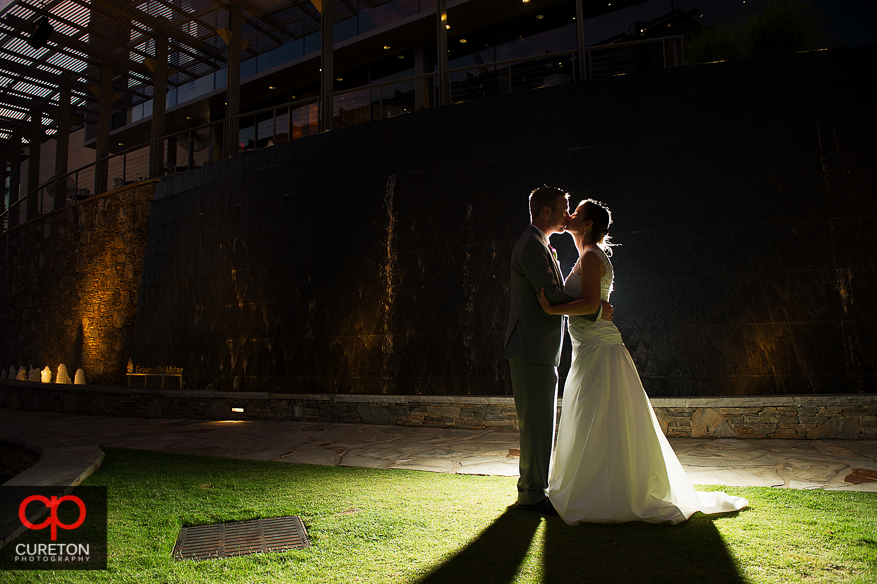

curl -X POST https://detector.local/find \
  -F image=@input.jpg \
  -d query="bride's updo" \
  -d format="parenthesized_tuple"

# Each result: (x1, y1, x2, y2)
(580, 199, 614, 254)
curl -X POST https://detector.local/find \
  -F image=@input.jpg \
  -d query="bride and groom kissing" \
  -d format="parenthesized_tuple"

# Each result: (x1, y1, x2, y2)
(503, 186, 748, 525)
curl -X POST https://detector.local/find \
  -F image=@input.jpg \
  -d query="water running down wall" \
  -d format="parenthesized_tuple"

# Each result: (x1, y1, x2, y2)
(122, 46, 874, 396)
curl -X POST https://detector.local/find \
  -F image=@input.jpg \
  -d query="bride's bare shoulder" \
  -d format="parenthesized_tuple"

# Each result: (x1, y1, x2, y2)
(579, 247, 606, 276)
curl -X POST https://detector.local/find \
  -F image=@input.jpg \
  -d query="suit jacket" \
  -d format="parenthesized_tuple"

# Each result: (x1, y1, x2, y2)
(503, 225, 578, 367)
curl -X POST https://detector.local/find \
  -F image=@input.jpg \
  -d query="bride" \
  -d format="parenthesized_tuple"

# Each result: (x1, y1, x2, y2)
(537, 199, 748, 525)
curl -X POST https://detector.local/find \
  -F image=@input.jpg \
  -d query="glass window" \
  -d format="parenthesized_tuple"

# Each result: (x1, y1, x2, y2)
(289, 38, 304, 60)
(215, 68, 227, 89)
(176, 74, 215, 105)
(304, 31, 320, 55)
(494, 24, 577, 61)
(359, 0, 419, 35)
(241, 58, 258, 80)
(334, 16, 357, 43)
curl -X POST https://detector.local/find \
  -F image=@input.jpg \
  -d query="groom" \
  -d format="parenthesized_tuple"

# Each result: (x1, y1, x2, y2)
(503, 186, 610, 514)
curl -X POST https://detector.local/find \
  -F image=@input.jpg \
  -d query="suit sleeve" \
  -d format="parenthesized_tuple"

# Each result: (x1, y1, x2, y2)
(519, 239, 578, 305)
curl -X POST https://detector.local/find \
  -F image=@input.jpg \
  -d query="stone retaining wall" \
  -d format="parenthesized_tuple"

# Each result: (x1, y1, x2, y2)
(0, 437, 41, 481)
(0, 182, 155, 386)
(2, 381, 875, 439)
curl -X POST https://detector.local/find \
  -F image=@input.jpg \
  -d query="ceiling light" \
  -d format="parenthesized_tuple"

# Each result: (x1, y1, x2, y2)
(384, 45, 391, 50)
(397, 54, 405, 59)
(536, 14, 544, 20)
(459, 38, 467, 43)
(446, 24, 450, 29)
(522, 0, 530, 3)
(269, 85, 276, 89)
(336, 77, 342, 81)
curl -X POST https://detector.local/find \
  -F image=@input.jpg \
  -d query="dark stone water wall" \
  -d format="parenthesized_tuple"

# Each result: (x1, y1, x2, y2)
(131, 45, 877, 396)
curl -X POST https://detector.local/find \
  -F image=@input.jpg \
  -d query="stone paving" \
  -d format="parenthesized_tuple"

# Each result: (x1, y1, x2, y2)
(2, 409, 876, 492)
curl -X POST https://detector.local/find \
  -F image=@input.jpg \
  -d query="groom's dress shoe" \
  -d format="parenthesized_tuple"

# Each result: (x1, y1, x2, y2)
(517, 499, 558, 516)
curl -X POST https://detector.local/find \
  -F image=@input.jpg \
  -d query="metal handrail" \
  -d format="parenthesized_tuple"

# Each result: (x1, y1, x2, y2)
(232, 96, 320, 122)
(328, 71, 437, 99)
(446, 49, 578, 75)
(588, 34, 684, 52)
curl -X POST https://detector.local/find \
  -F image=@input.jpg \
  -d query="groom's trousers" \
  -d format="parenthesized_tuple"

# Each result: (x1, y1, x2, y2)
(508, 359, 558, 506)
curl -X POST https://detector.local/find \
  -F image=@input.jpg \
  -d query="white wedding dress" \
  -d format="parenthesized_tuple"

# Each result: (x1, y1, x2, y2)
(547, 247, 748, 525)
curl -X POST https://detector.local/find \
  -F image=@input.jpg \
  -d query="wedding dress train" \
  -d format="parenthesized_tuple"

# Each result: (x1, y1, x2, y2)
(547, 248, 748, 525)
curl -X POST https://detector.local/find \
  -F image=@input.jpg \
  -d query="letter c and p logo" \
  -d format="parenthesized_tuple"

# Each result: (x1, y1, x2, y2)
(19, 495, 86, 541)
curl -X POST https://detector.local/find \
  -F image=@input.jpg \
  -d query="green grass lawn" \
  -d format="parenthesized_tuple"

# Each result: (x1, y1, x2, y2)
(3, 446, 876, 584)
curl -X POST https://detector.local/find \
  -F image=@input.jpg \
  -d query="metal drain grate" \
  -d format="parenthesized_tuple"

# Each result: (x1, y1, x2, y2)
(173, 516, 310, 561)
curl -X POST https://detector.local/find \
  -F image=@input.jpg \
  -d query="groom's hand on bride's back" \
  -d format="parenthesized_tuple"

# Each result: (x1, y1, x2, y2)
(601, 300, 614, 321)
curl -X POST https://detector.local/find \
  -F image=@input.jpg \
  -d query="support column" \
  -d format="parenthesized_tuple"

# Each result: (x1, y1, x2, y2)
(8, 135, 21, 229)
(94, 61, 112, 195)
(319, 0, 334, 132)
(414, 45, 429, 110)
(225, 3, 242, 158)
(54, 86, 71, 209)
(150, 34, 169, 177)
(1, 154, 7, 227)
(576, 0, 587, 81)
(27, 107, 42, 220)
(436, 0, 449, 106)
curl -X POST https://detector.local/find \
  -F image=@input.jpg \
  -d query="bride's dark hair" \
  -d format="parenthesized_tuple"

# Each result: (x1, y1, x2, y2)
(579, 198, 616, 256)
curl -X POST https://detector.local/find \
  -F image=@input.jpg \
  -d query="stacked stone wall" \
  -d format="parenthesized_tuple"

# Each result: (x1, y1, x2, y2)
(0, 182, 155, 386)
(2, 382, 874, 439)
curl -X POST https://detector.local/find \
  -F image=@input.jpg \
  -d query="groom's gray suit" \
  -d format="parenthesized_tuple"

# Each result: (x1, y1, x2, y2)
(503, 225, 578, 506)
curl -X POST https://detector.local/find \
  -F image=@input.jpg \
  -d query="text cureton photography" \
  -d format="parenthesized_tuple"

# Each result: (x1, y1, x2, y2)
(13, 543, 91, 563)
(0, 486, 107, 571)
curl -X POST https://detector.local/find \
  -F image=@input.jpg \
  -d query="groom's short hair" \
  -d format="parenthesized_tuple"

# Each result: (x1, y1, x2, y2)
(529, 186, 569, 221)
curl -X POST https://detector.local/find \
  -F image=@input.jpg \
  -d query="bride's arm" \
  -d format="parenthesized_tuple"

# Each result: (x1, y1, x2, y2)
(537, 252, 604, 316)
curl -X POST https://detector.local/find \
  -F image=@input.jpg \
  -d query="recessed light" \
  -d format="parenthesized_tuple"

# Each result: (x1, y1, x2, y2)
(269, 85, 276, 89)
(536, 14, 544, 20)
(397, 54, 405, 59)
(383, 45, 391, 50)
(522, 0, 530, 3)
(336, 77, 342, 81)
(446, 24, 450, 29)
(459, 38, 467, 43)
(118, 142, 123, 146)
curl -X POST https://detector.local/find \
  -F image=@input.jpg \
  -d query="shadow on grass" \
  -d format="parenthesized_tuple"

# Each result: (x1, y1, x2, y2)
(416, 507, 542, 584)
(543, 513, 747, 584)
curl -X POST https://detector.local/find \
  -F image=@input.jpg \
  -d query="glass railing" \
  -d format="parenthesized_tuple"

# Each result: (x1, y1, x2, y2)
(235, 97, 320, 151)
(0, 36, 683, 234)
(585, 35, 684, 78)
(331, 73, 436, 129)
(155, 119, 226, 174)
(448, 50, 579, 104)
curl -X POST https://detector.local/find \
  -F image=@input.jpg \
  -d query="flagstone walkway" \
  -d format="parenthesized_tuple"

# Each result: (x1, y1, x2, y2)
(2, 409, 876, 492)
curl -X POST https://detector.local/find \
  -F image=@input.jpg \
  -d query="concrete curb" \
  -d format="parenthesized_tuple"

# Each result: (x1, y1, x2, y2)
(0, 439, 104, 550)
